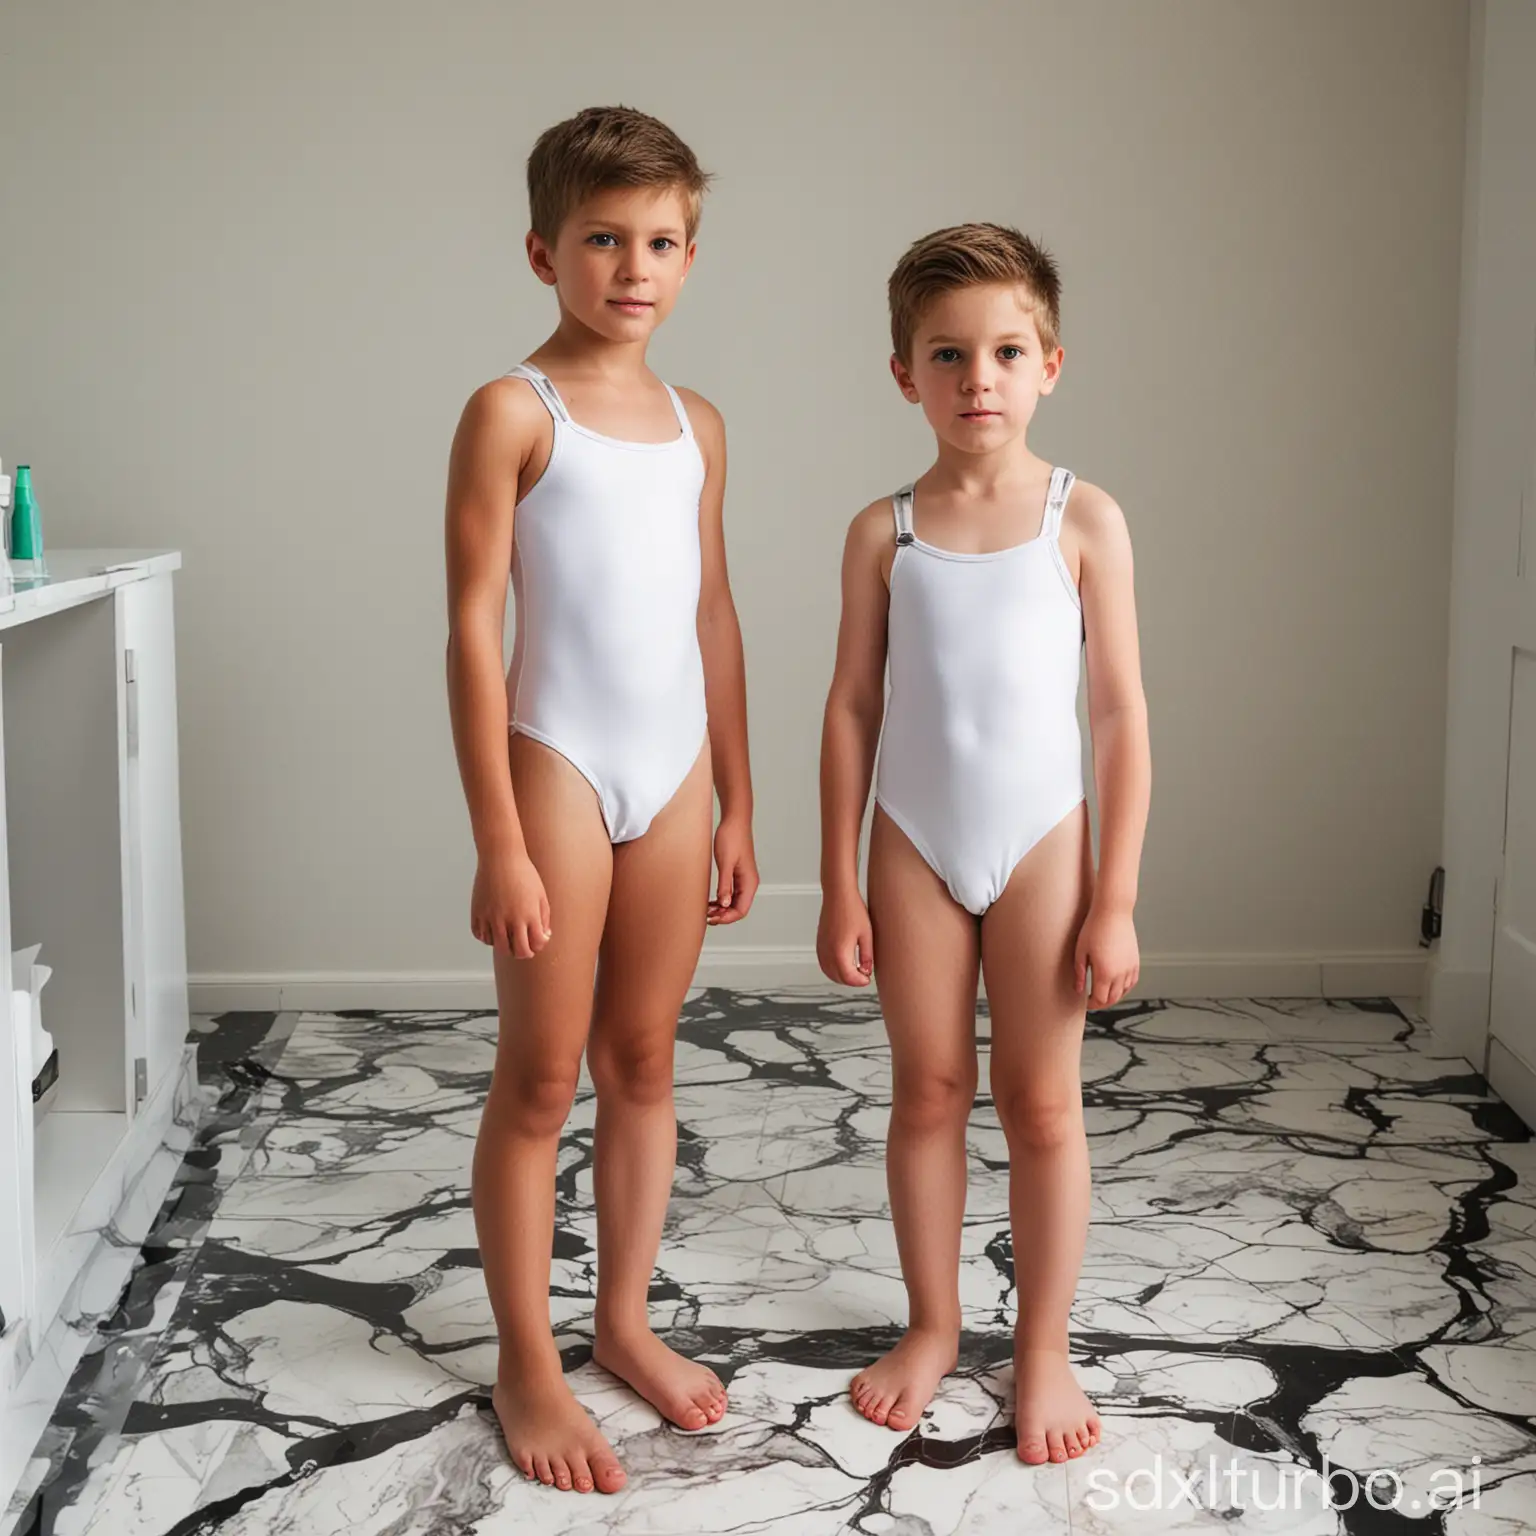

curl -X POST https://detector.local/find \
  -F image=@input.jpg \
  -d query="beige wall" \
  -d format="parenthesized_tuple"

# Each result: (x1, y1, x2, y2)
(0, 1, 1469, 1005)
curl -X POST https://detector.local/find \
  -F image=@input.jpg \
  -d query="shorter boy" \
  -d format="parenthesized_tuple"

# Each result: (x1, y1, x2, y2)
(817, 223, 1151, 1463)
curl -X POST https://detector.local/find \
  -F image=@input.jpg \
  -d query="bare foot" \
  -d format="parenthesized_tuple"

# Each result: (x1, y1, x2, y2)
(1013, 1347, 1101, 1464)
(592, 1327, 728, 1431)
(850, 1327, 959, 1432)
(491, 1376, 627, 1494)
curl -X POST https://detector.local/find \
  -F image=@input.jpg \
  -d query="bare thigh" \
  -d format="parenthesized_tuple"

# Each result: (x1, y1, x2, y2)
(980, 802, 1094, 1112)
(489, 733, 615, 1085)
(589, 741, 714, 1075)
(868, 805, 981, 1110)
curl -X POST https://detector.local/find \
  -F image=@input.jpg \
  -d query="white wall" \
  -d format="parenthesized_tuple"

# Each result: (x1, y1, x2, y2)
(1430, 0, 1536, 1069)
(0, 1, 1469, 1007)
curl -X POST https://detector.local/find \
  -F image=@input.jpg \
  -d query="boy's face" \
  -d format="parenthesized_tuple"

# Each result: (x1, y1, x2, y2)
(892, 283, 1064, 451)
(528, 186, 696, 343)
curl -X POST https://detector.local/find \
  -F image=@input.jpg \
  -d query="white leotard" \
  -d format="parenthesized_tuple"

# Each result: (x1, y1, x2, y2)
(874, 467, 1086, 915)
(504, 362, 708, 843)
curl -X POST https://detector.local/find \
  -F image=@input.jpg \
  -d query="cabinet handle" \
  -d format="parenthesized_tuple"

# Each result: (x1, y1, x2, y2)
(125, 649, 139, 759)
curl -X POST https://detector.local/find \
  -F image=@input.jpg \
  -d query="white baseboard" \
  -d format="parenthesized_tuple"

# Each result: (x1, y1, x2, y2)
(1487, 1036, 1536, 1134)
(189, 949, 1429, 1015)
(1423, 960, 1492, 1074)
(189, 880, 1432, 1013)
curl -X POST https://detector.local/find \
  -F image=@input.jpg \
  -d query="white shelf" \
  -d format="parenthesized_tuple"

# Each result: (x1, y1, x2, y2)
(32, 1110, 127, 1263)
(0, 550, 181, 631)
(0, 551, 190, 1517)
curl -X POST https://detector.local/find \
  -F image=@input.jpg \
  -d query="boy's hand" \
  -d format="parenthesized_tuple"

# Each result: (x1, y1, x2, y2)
(817, 888, 874, 987)
(470, 847, 552, 959)
(708, 815, 759, 925)
(1074, 902, 1139, 1008)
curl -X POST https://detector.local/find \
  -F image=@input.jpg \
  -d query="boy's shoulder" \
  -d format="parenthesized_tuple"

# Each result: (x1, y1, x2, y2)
(668, 384, 726, 463)
(1061, 474, 1131, 546)
(1060, 475, 1136, 577)
(670, 383, 723, 429)
(669, 382, 718, 414)
(449, 373, 553, 471)
(845, 492, 901, 549)
(462, 371, 552, 433)
(1063, 474, 1122, 521)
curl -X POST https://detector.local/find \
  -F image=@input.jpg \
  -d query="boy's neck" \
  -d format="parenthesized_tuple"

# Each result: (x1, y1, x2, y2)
(533, 318, 654, 381)
(925, 435, 1051, 497)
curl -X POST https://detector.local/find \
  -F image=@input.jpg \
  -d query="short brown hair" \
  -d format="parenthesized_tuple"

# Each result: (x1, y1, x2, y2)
(527, 106, 711, 245)
(888, 223, 1061, 365)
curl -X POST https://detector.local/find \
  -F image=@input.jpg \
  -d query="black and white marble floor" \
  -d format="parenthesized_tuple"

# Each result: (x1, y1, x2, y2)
(5, 991, 1535, 1535)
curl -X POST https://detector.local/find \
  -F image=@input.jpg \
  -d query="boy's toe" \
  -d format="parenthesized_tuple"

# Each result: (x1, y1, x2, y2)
(591, 1452, 627, 1495)
(1018, 1431, 1049, 1464)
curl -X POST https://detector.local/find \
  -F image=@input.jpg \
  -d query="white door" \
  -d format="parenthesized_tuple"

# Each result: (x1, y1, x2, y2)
(117, 575, 190, 1100)
(1489, 365, 1536, 1125)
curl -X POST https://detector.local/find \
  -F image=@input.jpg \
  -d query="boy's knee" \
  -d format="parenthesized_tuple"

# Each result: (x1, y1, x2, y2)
(995, 1087, 1082, 1150)
(893, 1067, 977, 1133)
(588, 1034, 675, 1104)
(488, 1062, 581, 1135)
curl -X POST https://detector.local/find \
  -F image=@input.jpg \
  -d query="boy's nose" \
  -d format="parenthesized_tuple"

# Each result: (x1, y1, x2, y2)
(616, 251, 656, 285)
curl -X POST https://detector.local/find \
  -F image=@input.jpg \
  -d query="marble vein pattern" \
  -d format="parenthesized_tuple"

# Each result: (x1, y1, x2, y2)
(5, 992, 1534, 1535)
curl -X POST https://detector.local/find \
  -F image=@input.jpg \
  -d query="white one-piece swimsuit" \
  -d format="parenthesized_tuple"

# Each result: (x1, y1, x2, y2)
(874, 467, 1086, 916)
(504, 362, 708, 843)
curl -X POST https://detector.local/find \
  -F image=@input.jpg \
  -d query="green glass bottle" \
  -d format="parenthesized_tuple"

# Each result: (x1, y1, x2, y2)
(10, 464, 43, 565)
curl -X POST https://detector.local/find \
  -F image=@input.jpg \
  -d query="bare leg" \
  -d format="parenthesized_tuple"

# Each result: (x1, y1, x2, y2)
(850, 805, 981, 1432)
(587, 743, 728, 1430)
(475, 733, 624, 1494)
(982, 799, 1102, 1465)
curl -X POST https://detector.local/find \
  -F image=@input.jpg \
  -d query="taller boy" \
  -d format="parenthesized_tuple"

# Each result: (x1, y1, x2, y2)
(445, 107, 758, 1496)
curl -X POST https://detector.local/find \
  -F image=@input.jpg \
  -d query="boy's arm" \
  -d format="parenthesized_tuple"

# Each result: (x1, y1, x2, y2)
(1077, 484, 1152, 919)
(444, 380, 535, 861)
(681, 388, 758, 923)
(820, 504, 892, 905)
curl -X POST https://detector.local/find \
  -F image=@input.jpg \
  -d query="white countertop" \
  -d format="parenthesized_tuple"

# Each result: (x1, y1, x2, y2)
(0, 551, 182, 630)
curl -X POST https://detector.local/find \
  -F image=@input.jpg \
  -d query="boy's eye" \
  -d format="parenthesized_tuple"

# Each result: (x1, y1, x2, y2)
(933, 348, 961, 364)
(999, 346, 1024, 361)
(587, 233, 618, 247)
(650, 238, 675, 252)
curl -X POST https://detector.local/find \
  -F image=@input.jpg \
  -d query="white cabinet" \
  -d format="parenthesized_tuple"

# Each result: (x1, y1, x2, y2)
(119, 573, 191, 1098)
(0, 552, 190, 1513)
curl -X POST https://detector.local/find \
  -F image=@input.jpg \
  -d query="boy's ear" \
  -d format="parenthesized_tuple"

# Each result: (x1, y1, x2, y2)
(681, 239, 698, 281)
(1039, 344, 1065, 394)
(525, 230, 558, 288)
(890, 353, 920, 403)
